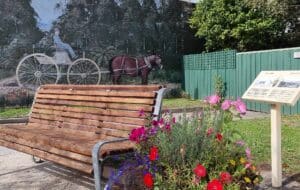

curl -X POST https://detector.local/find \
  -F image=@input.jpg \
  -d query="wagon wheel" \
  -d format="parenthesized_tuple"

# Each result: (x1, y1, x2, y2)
(67, 58, 101, 85)
(16, 53, 59, 90)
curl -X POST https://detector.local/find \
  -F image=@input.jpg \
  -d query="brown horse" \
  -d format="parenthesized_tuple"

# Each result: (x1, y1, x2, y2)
(109, 54, 162, 84)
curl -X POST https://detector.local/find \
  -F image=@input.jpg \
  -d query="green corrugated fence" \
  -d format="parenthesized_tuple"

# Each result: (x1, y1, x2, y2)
(184, 47, 300, 114)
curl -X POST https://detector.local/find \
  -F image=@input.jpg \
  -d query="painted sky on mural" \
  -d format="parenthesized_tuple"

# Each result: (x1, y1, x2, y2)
(31, 0, 68, 31)
(30, 0, 181, 32)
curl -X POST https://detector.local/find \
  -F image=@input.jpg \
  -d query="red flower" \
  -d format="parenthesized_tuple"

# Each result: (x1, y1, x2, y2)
(149, 146, 159, 161)
(193, 164, 206, 178)
(219, 172, 232, 184)
(216, 133, 223, 141)
(143, 172, 154, 188)
(172, 117, 176, 123)
(207, 179, 223, 190)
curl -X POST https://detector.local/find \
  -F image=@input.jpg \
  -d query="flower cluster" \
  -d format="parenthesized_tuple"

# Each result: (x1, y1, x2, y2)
(108, 94, 261, 189)
(206, 94, 247, 115)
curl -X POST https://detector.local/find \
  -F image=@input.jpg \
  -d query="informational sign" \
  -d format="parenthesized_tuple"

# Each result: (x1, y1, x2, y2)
(242, 70, 300, 188)
(242, 71, 300, 105)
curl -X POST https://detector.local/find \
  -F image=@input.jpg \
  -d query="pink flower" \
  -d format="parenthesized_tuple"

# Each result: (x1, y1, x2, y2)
(245, 147, 251, 160)
(221, 100, 231, 110)
(172, 117, 176, 123)
(193, 164, 207, 178)
(138, 109, 145, 117)
(165, 123, 171, 131)
(245, 162, 252, 169)
(158, 118, 164, 127)
(129, 127, 146, 143)
(207, 179, 223, 190)
(219, 172, 232, 184)
(232, 98, 247, 115)
(206, 128, 214, 136)
(207, 94, 221, 105)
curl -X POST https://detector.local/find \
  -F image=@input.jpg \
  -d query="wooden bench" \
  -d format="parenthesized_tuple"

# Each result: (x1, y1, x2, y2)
(0, 84, 166, 190)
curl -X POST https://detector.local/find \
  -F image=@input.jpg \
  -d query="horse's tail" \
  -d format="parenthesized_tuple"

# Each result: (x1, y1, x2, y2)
(109, 56, 116, 75)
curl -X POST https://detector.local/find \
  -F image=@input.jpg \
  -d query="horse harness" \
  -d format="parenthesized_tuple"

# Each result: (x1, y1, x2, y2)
(112, 56, 152, 75)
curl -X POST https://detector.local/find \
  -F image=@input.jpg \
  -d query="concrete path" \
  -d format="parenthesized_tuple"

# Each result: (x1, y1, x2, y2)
(0, 147, 94, 190)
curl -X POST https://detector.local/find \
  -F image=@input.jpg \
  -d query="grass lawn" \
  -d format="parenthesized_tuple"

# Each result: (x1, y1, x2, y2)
(0, 107, 30, 119)
(163, 98, 204, 109)
(228, 116, 300, 174)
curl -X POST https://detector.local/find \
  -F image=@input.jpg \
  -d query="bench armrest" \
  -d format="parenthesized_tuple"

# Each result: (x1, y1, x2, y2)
(92, 138, 129, 190)
(92, 138, 129, 162)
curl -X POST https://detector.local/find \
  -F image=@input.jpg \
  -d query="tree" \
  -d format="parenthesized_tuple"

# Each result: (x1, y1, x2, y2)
(189, 0, 289, 51)
(0, 0, 42, 46)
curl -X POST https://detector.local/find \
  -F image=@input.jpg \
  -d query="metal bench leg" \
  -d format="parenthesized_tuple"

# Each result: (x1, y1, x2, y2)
(92, 138, 129, 190)
(92, 143, 103, 190)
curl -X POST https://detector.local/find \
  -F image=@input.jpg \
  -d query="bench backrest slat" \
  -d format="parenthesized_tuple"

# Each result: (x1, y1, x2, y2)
(28, 85, 163, 138)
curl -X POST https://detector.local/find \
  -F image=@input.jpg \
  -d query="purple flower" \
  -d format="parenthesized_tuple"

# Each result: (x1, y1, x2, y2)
(207, 94, 221, 105)
(236, 140, 245, 146)
(149, 127, 158, 135)
(138, 109, 145, 117)
(221, 100, 231, 110)
(245, 147, 251, 160)
(152, 120, 158, 126)
(232, 98, 247, 115)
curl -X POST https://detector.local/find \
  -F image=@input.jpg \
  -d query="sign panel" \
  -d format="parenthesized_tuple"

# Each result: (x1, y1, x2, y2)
(242, 71, 300, 105)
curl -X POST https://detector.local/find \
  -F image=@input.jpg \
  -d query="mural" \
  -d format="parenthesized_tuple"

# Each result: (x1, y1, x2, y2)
(0, 0, 203, 84)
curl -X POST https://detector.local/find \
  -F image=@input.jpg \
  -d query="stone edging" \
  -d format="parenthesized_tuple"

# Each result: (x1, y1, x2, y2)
(0, 117, 28, 124)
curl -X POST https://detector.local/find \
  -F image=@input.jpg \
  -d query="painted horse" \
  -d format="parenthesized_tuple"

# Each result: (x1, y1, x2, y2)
(109, 54, 162, 84)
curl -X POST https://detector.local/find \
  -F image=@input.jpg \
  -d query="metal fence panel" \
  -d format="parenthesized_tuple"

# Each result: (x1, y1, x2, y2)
(184, 47, 300, 114)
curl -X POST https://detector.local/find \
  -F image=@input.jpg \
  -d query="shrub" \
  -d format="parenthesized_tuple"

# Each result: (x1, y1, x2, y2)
(107, 95, 262, 189)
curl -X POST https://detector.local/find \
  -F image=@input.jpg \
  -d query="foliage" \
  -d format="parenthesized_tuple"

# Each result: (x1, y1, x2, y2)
(189, 0, 289, 51)
(214, 75, 226, 98)
(228, 117, 300, 174)
(107, 95, 262, 189)
(163, 98, 203, 109)
(0, 108, 30, 118)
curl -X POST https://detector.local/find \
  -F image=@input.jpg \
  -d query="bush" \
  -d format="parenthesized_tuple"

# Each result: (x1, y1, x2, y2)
(107, 95, 262, 189)
(2, 88, 34, 108)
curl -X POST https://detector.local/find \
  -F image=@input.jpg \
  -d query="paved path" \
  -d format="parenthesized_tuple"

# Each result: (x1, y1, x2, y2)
(0, 147, 94, 190)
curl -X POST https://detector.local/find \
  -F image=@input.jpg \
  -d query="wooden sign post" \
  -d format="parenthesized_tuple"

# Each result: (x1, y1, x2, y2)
(242, 71, 300, 188)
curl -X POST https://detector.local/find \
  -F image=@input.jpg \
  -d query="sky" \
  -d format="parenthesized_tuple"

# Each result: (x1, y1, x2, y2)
(31, 0, 68, 31)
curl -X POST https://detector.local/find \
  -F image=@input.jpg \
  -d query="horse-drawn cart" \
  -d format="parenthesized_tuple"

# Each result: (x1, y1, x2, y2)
(16, 50, 109, 90)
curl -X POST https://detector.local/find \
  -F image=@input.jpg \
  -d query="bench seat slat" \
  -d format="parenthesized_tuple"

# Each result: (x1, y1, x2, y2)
(29, 118, 138, 133)
(0, 126, 134, 157)
(36, 94, 154, 105)
(39, 89, 156, 98)
(34, 99, 154, 112)
(41, 84, 162, 91)
(32, 104, 150, 118)
(29, 118, 98, 132)
(0, 139, 93, 174)
(1, 134, 92, 164)
(30, 111, 147, 126)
